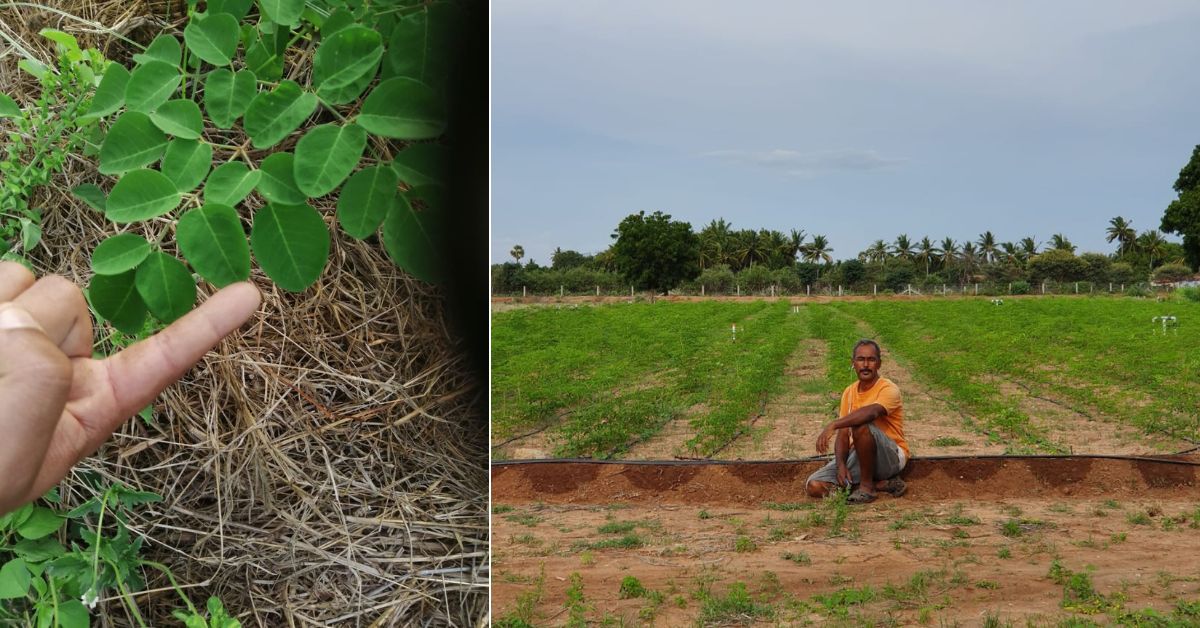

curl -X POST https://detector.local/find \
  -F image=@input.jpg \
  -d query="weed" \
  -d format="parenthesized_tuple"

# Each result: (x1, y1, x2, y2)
(1109, 533, 1127, 544)
(931, 436, 966, 447)
(698, 509, 711, 519)
(1048, 502, 1073, 514)
(506, 513, 543, 527)
(564, 572, 589, 628)
(1103, 499, 1120, 509)
(814, 586, 875, 618)
(997, 546, 1012, 559)
(492, 504, 514, 514)
(618, 576, 647, 599)
(511, 534, 540, 546)
(579, 551, 594, 566)
(976, 580, 1000, 590)
(782, 551, 812, 565)
(1000, 520, 1023, 537)
(597, 521, 636, 534)
(764, 501, 814, 512)
(497, 564, 545, 627)
(1127, 511, 1152, 526)
(734, 535, 757, 552)
(673, 595, 687, 608)
(585, 534, 643, 550)
(698, 582, 774, 623)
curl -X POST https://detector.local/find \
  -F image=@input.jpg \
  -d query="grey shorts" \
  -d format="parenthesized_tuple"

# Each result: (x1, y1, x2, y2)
(806, 423, 906, 488)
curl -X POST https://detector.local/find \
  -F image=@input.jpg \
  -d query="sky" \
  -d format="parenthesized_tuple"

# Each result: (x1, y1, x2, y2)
(491, 1, 1200, 266)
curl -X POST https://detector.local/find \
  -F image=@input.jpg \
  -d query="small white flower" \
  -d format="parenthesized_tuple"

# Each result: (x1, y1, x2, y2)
(81, 587, 99, 610)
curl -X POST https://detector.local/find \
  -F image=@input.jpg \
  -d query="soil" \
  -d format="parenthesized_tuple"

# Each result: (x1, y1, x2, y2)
(492, 458, 1200, 626)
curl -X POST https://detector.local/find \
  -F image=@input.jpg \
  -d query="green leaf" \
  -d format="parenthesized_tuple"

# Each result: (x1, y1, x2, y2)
(98, 111, 167, 175)
(0, 558, 30, 599)
(383, 5, 453, 87)
(124, 60, 181, 113)
(204, 68, 256, 129)
(132, 34, 181, 66)
(135, 252, 196, 323)
(204, 161, 261, 206)
(357, 78, 446, 140)
(244, 36, 283, 82)
(383, 188, 442, 283)
(337, 166, 397, 239)
(89, 271, 148, 333)
(92, 233, 152, 275)
(161, 139, 213, 192)
(314, 59, 373, 105)
(209, 0, 254, 20)
(40, 29, 81, 61)
(16, 508, 61, 540)
(106, 169, 181, 223)
(18, 59, 49, 81)
(150, 99, 203, 139)
(0, 93, 20, 118)
(184, 12, 239, 66)
(177, 204, 251, 287)
(322, 8, 356, 36)
(11, 537, 65, 562)
(80, 63, 129, 121)
(251, 203, 329, 292)
(390, 143, 447, 187)
(259, 0, 303, 25)
(293, 123, 366, 198)
(55, 600, 89, 628)
(242, 80, 317, 149)
(19, 219, 40, 251)
(72, 184, 106, 212)
(256, 152, 305, 204)
(312, 25, 382, 91)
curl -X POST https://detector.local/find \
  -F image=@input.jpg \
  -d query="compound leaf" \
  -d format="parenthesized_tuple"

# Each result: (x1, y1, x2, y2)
(209, 0, 254, 20)
(390, 143, 447, 187)
(312, 25, 381, 91)
(204, 161, 261, 206)
(256, 152, 306, 204)
(293, 123, 366, 198)
(337, 166, 397, 239)
(92, 233, 152, 275)
(149, 99, 203, 139)
(383, 4, 454, 88)
(204, 68, 256, 128)
(79, 63, 129, 121)
(314, 60, 374, 105)
(357, 77, 446, 139)
(251, 202, 329, 292)
(132, 34, 181, 67)
(106, 169, 180, 223)
(176, 204, 250, 287)
(0, 558, 30, 600)
(160, 139, 213, 192)
(243, 80, 317, 149)
(124, 60, 181, 113)
(135, 252, 196, 323)
(90, 271, 148, 334)
(184, 12, 239, 66)
(98, 111, 167, 175)
(259, 0, 303, 25)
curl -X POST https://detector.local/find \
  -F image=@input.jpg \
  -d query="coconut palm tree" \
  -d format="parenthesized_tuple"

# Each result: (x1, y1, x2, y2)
(892, 234, 915, 261)
(999, 241, 1019, 266)
(765, 229, 791, 269)
(788, 229, 807, 262)
(1106, 216, 1136, 258)
(914, 237, 937, 276)
(959, 242, 980, 282)
(937, 237, 958, 273)
(803, 234, 833, 264)
(976, 231, 998, 265)
(735, 229, 767, 269)
(1019, 237, 1039, 260)
(699, 219, 733, 269)
(861, 239, 889, 268)
(1136, 230, 1169, 268)
(1050, 233, 1075, 253)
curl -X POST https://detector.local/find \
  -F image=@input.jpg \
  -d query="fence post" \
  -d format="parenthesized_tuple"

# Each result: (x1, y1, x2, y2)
(974, 283, 978, 295)
(839, 285, 843, 296)
(631, 285, 634, 297)
(1075, 282, 1078, 294)
(523, 285, 527, 297)
(1121, 284, 1124, 292)
(873, 284, 877, 296)
(560, 285, 564, 297)
(771, 285, 775, 297)
(1008, 282, 1012, 294)
(1109, 282, 1112, 292)
(737, 284, 740, 297)
(701, 284, 705, 296)
(806, 285, 810, 296)
(1041, 281, 1046, 294)
(596, 285, 599, 296)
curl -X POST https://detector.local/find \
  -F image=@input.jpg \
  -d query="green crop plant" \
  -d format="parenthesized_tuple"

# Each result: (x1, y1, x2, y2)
(0, 30, 108, 265)
(0, 481, 237, 626)
(67, 0, 455, 334)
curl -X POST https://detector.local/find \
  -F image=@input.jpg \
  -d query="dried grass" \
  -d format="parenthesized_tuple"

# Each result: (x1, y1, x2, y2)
(0, 1, 487, 625)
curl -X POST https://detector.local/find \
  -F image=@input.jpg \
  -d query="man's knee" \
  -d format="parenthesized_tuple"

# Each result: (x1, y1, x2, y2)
(806, 479, 830, 498)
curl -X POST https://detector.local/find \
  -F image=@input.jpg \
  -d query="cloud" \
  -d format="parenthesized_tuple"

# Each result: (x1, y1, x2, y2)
(701, 149, 907, 176)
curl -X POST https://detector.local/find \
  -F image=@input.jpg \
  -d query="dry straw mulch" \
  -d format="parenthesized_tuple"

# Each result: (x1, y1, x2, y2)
(0, 1, 488, 625)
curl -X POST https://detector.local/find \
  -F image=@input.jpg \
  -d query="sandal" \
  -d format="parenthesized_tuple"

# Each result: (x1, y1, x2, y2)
(846, 490, 877, 505)
(877, 478, 907, 498)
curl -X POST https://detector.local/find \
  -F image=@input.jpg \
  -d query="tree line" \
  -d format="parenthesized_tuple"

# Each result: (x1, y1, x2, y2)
(494, 147, 1200, 294)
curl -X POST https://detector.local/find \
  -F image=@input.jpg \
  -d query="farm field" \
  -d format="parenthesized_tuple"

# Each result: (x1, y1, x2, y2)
(492, 297, 1200, 461)
(491, 296, 1200, 625)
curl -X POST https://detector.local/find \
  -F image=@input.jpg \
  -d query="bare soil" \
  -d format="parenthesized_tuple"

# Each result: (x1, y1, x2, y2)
(492, 459, 1200, 626)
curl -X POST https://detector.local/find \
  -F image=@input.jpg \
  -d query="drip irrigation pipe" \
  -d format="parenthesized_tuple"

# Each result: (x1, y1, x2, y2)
(493, 453, 1200, 468)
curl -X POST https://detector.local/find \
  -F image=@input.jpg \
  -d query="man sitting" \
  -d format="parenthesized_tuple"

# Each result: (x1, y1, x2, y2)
(806, 339, 909, 504)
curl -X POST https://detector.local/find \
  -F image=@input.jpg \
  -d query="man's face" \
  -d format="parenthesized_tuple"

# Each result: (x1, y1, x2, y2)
(852, 345, 881, 384)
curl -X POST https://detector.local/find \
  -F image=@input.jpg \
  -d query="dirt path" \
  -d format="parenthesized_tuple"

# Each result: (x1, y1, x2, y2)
(492, 459, 1200, 626)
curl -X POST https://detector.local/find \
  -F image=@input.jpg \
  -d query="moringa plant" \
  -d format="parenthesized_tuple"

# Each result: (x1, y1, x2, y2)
(1, 0, 455, 334)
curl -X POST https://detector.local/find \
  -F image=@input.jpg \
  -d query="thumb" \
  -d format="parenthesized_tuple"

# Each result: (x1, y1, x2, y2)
(0, 304, 72, 513)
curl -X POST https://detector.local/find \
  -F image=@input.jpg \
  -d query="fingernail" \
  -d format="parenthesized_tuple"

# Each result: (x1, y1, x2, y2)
(0, 304, 42, 331)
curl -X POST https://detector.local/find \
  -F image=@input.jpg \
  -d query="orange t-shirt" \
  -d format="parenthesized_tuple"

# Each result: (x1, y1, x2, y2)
(840, 377, 909, 457)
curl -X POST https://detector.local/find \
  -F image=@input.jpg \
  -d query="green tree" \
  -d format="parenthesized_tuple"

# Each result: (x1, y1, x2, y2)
(1050, 233, 1075, 253)
(1136, 229, 1170, 268)
(550, 247, 589, 270)
(1161, 146, 1200, 270)
(802, 234, 833, 264)
(891, 234, 915, 261)
(1027, 249, 1087, 283)
(916, 236, 937, 277)
(937, 237, 958, 273)
(610, 211, 699, 292)
(1106, 216, 1136, 258)
(510, 244, 524, 263)
(976, 231, 998, 265)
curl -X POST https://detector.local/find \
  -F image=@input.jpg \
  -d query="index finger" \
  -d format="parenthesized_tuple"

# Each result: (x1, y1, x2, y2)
(103, 282, 261, 418)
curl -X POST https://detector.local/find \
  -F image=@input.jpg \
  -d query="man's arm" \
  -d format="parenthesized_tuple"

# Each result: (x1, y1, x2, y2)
(815, 403, 888, 454)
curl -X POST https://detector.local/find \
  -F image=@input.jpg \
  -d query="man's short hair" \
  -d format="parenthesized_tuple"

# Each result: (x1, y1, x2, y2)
(852, 339, 881, 359)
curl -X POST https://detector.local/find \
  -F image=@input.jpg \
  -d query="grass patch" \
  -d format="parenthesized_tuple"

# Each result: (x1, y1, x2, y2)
(782, 551, 812, 565)
(582, 534, 644, 550)
(597, 521, 636, 534)
(931, 436, 966, 447)
(698, 582, 774, 624)
(814, 586, 875, 618)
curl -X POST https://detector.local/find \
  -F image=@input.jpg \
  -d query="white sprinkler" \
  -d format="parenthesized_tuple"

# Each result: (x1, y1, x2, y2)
(991, 299, 1004, 305)
(1152, 315, 1178, 334)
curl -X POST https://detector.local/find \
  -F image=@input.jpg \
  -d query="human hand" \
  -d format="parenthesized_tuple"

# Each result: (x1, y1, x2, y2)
(0, 262, 260, 515)
(836, 464, 852, 488)
(815, 424, 836, 455)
